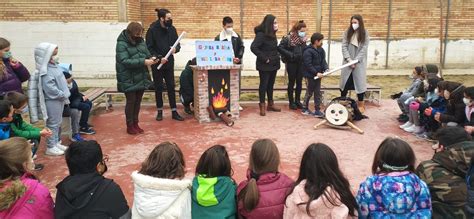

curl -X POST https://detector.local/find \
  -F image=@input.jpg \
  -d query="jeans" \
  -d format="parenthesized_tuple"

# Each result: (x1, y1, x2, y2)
(152, 65, 177, 110)
(303, 78, 322, 111)
(71, 100, 92, 128)
(258, 70, 277, 103)
(125, 90, 145, 124)
(286, 62, 303, 104)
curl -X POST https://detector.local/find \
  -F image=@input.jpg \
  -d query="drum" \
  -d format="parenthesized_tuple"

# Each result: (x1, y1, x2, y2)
(325, 100, 355, 126)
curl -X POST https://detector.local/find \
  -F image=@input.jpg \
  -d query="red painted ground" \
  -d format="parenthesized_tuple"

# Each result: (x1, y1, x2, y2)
(35, 100, 434, 205)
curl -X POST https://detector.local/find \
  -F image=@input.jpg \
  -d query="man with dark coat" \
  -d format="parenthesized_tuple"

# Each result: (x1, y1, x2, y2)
(146, 8, 184, 121)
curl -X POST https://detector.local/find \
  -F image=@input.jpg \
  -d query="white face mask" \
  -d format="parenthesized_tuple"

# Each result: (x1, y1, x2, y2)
(225, 28, 233, 34)
(444, 90, 450, 99)
(464, 98, 473, 106)
(67, 82, 73, 89)
(423, 80, 429, 90)
(51, 55, 60, 64)
(352, 23, 359, 31)
(21, 106, 29, 114)
(434, 88, 439, 94)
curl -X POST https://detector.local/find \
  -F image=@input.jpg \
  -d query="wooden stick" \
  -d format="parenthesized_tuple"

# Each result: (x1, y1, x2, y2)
(347, 121, 364, 134)
(313, 120, 327, 129)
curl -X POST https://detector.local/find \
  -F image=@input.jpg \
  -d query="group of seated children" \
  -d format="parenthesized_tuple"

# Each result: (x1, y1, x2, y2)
(16, 133, 474, 218)
(395, 64, 474, 140)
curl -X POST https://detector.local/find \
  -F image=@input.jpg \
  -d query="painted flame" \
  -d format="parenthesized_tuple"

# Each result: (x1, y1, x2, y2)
(221, 78, 225, 85)
(212, 92, 229, 109)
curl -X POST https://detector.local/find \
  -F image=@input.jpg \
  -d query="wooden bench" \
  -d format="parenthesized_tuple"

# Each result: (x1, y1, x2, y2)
(82, 88, 108, 108)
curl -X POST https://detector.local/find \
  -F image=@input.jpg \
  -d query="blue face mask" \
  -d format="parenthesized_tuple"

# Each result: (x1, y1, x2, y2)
(3, 51, 12, 59)
(298, 31, 306, 38)
(21, 106, 29, 114)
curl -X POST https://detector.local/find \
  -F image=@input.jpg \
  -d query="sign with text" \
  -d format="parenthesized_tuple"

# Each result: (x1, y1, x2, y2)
(195, 41, 234, 66)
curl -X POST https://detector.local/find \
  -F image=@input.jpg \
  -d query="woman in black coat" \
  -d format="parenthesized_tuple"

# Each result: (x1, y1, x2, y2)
(251, 14, 281, 116)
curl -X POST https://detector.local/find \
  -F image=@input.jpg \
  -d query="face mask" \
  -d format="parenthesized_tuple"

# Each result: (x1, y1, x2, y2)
(165, 19, 173, 27)
(67, 82, 73, 89)
(434, 88, 439, 94)
(225, 28, 233, 34)
(20, 106, 29, 114)
(298, 31, 306, 38)
(273, 24, 278, 31)
(51, 55, 59, 64)
(444, 90, 450, 99)
(352, 23, 359, 30)
(423, 80, 429, 90)
(3, 51, 12, 59)
(464, 98, 473, 106)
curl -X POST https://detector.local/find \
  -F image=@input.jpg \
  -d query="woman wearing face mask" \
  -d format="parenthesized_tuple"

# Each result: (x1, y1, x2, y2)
(55, 140, 131, 218)
(0, 137, 54, 218)
(278, 20, 307, 110)
(434, 81, 466, 126)
(116, 22, 157, 135)
(251, 14, 281, 116)
(463, 87, 474, 136)
(340, 14, 370, 113)
(0, 37, 30, 97)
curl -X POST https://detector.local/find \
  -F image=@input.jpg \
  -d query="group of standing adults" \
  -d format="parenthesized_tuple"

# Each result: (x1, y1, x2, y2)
(115, 9, 369, 134)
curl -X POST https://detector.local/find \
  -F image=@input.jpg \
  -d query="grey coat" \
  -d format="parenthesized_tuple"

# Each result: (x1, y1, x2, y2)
(340, 30, 370, 94)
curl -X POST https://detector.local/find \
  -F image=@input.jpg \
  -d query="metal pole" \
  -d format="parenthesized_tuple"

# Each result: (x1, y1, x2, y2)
(327, 0, 333, 66)
(385, 0, 392, 69)
(442, 0, 451, 68)
(240, 0, 244, 38)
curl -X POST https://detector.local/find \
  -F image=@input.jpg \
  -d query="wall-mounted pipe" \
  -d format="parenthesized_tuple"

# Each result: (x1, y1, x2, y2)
(385, 0, 392, 69)
(442, 0, 451, 68)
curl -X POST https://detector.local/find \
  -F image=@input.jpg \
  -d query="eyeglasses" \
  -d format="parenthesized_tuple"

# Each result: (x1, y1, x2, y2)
(102, 154, 109, 163)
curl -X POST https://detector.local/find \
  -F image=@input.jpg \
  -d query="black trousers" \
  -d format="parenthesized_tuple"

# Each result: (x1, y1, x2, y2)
(152, 65, 177, 110)
(286, 62, 303, 104)
(258, 70, 277, 103)
(303, 77, 322, 111)
(340, 73, 365, 101)
(125, 90, 144, 123)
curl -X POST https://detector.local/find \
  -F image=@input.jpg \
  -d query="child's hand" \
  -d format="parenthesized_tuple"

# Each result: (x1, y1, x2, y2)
(40, 128, 53, 137)
(465, 126, 474, 134)
(9, 58, 19, 66)
(83, 96, 88, 101)
(316, 73, 324, 78)
(416, 97, 424, 103)
(161, 58, 168, 64)
(145, 59, 156, 66)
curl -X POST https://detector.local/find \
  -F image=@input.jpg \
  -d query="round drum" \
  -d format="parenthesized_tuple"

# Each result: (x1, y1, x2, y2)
(325, 101, 354, 126)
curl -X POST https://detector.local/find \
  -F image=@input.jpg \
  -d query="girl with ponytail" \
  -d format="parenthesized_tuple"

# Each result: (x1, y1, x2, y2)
(237, 139, 294, 219)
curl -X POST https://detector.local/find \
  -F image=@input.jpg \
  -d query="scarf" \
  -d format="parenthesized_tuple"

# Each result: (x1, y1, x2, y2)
(289, 32, 306, 47)
(219, 29, 239, 42)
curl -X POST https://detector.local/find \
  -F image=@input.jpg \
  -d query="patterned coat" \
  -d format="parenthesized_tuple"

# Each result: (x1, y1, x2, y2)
(416, 140, 474, 219)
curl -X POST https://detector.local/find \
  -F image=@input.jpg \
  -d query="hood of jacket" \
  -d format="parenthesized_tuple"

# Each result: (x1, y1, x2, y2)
(34, 43, 57, 77)
(192, 175, 235, 207)
(132, 171, 191, 218)
(433, 140, 474, 177)
(55, 173, 106, 216)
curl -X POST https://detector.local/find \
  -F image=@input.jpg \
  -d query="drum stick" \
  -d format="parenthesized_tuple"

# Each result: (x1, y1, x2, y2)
(157, 32, 186, 70)
(314, 60, 359, 80)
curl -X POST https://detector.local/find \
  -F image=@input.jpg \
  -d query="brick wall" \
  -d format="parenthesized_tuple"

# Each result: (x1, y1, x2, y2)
(127, 0, 142, 22)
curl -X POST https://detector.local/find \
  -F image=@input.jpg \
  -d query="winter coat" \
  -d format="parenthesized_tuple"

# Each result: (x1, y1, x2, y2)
(145, 22, 181, 70)
(0, 173, 54, 219)
(55, 172, 130, 219)
(131, 171, 192, 219)
(284, 180, 354, 219)
(356, 172, 432, 218)
(41, 62, 70, 101)
(0, 122, 11, 140)
(302, 45, 329, 78)
(251, 29, 280, 72)
(68, 80, 84, 108)
(0, 57, 30, 96)
(191, 175, 237, 219)
(416, 140, 474, 218)
(440, 85, 466, 124)
(215, 31, 245, 63)
(116, 30, 153, 93)
(405, 78, 424, 97)
(179, 61, 194, 105)
(466, 105, 474, 126)
(340, 30, 369, 94)
(467, 161, 474, 215)
(277, 33, 306, 64)
(237, 171, 294, 219)
(10, 113, 41, 140)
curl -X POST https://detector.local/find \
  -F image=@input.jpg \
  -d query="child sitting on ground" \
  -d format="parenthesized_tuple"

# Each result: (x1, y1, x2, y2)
(463, 87, 474, 137)
(132, 141, 192, 218)
(192, 145, 237, 219)
(301, 33, 328, 117)
(0, 100, 13, 140)
(237, 139, 294, 219)
(5, 91, 52, 171)
(284, 143, 358, 218)
(394, 66, 425, 123)
(356, 137, 431, 218)
(416, 80, 447, 140)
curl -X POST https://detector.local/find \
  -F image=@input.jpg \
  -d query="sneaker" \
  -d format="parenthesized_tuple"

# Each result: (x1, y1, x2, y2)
(399, 121, 413, 129)
(56, 143, 69, 151)
(301, 109, 313, 116)
(33, 163, 44, 171)
(289, 103, 298, 110)
(313, 110, 325, 118)
(413, 126, 425, 135)
(239, 105, 243, 111)
(80, 127, 96, 135)
(72, 133, 85, 142)
(403, 124, 417, 132)
(415, 132, 437, 142)
(45, 147, 64, 156)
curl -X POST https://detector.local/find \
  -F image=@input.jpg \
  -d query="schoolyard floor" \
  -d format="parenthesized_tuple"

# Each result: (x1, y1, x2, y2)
(35, 99, 435, 204)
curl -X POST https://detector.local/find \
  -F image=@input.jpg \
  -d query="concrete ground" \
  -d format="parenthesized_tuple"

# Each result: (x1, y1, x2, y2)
(35, 100, 434, 205)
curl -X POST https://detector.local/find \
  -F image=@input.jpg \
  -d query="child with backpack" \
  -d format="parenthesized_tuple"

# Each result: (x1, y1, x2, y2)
(284, 143, 358, 218)
(237, 139, 294, 218)
(192, 145, 237, 219)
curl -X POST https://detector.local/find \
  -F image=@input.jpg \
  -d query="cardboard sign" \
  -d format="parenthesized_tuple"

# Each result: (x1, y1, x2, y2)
(195, 41, 234, 66)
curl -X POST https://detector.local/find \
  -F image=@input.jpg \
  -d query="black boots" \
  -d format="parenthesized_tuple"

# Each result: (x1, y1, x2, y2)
(172, 111, 184, 121)
(156, 110, 163, 121)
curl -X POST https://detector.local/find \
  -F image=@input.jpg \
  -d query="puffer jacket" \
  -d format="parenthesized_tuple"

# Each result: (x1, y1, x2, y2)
(0, 57, 30, 96)
(28, 42, 57, 123)
(131, 171, 192, 219)
(116, 30, 153, 93)
(251, 28, 280, 72)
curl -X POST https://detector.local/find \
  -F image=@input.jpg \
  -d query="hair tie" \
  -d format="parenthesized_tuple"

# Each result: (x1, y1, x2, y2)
(382, 163, 408, 171)
(250, 171, 260, 181)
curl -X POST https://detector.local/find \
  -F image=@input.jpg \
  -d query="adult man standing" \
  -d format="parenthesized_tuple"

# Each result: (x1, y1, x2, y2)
(146, 8, 183, 121)
(215, 16, 245, 110)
